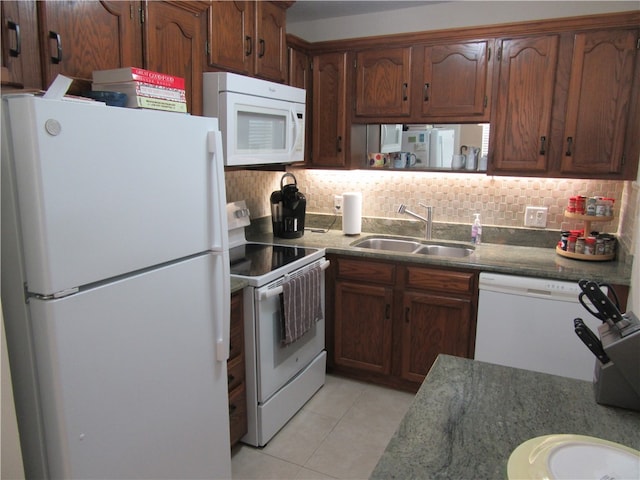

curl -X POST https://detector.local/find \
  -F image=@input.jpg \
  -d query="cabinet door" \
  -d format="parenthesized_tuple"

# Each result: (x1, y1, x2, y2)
(421, 40, 490, 118)
(560, 29, 639, 177)
(254, 1, 286, 82)
(334, 281, 393, 375)
(490, 35, 559, 173)
(355, 47, 411, 117)
(401, 291, 471, 384)
(208, 1, 253, 75)
(144, 1, 208, 116)
(38, 1, 141, 88)
(1, 0, 42, 89)
(289, 46, 312, 163)
(312, 52, 348, 167)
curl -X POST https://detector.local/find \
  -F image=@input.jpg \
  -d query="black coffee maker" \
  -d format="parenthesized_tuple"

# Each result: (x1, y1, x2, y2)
(270, 173, 306, 238)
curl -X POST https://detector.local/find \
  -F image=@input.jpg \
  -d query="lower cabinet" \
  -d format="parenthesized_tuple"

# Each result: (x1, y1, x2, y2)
(328, 254, 478, 392)
(228, 290, 247, 447)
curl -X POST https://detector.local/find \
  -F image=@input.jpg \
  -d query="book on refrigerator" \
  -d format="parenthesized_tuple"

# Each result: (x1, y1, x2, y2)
(92, 81, 187, 103)
(92, 67, 185, 90)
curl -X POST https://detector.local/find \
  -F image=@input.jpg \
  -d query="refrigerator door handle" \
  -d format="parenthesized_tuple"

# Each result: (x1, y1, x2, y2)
(208, 130, 229, 252)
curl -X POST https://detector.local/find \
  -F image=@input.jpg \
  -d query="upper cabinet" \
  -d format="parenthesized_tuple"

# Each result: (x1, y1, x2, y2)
(420, 40, 492, 119)
(311, 51, 349, 168)
(490, 34, 559, 174)
(559, 29, 639, 177)
(489, 27, 639, 179)
(37, 1, 141, 89)
(355, 47, 412, 117)
(1, 1, 42, 89)
(143, 1, 208, 116)
(208, 1, 287, 83)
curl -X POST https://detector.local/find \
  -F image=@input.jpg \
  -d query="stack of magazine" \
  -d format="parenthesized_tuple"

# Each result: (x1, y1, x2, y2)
(92, 67, 187, 113)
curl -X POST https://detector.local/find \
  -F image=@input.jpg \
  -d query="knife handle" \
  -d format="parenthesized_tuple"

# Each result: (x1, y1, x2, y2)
(574, 318, 610, 364)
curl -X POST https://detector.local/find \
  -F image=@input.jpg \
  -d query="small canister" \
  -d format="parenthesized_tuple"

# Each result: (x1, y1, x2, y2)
(576, 196, 586, 214)
(595, 237, 605, 255)
(568, 196, 577, 213)
(575, 237, 586, 254)
(560, 231, 570, 251)
(567, 235, 577, 253)
(596, 198, 607, 216)
(584, 236, 596, 255)
(586, 197, 597, 216)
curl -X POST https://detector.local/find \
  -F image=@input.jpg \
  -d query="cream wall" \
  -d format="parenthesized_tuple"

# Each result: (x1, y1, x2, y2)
(287, 1, 639, 42)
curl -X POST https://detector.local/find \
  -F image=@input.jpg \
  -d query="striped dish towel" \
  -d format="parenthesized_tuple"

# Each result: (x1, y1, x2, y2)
(281, 265, 323, 345)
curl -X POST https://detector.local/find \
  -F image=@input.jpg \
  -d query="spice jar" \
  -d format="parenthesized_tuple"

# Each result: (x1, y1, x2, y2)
(560, 231, 570, 251)
(567, 235, 577, 253)
(584, 237, 596, 255)
(575, 237, 586, 254)
(586, 197, 597, 216)
(595, 237, 605, 255)
(576, 196, 586, 215)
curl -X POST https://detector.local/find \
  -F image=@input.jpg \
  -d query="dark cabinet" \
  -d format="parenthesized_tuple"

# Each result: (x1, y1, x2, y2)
(328, 254, 477, 391)
(420, 40, 491, 119)
(354, 47, 412, 117)
(228, 290, 247, 447)
(208, 1, 287, 83)
(1, 0, 42, 89)
(311, 51, 349, 167)
(143, 1, 208, 116)
(490, 34, 559, 174)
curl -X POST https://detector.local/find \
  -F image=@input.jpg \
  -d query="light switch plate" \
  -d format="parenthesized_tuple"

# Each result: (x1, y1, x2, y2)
(525, 206, 548, 228)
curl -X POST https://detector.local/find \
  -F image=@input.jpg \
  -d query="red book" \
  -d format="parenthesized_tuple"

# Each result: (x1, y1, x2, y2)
(92, 67, 185, 90)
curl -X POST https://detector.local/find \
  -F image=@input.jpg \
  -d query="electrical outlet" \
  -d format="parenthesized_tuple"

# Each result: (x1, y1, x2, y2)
(524, 206, 548, 228)
(333, 195, 343, 214)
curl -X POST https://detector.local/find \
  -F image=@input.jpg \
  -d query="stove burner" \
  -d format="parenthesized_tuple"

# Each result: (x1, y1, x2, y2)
(229, 243, 319, 277)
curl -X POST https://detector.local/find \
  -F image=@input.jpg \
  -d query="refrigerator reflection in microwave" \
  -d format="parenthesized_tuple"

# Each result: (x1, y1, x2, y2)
(401, 127, 455, 168)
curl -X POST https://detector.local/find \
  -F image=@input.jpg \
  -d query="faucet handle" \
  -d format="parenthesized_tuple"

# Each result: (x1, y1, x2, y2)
(418, 202, 432, 210)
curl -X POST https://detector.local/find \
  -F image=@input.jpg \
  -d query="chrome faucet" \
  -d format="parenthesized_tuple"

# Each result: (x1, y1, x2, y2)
(398, 203, 433, 240)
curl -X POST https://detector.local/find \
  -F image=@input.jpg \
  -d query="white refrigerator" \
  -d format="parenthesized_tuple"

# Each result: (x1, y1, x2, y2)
(1, 95, 232, 479)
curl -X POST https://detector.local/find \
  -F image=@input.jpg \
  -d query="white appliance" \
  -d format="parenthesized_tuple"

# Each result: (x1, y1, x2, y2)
(1, 95, 232, 479)
(475, 273, 603, 381)
(226, 201, 328, 446)
(428, 127, 455, 168)
(401, 129, 430, 166)
(379, 124, 403, 153)
(203, 72, 306, 166)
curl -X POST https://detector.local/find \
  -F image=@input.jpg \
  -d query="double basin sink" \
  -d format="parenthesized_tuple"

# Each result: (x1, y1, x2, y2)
(351, 236, 475, 258)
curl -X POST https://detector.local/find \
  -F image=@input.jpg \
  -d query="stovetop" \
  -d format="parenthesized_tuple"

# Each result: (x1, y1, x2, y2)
(229, 242, 323, 282)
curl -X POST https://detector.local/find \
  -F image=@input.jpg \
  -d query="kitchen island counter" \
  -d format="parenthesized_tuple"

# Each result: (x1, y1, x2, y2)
(370, 355, 640, 479)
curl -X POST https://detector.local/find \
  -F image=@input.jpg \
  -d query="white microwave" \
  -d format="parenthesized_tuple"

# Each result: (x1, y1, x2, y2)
(203, 72, 306, 166)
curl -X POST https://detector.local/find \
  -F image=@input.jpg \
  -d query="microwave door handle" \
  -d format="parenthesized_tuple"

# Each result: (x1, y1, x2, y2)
(288, 107, 298, 156)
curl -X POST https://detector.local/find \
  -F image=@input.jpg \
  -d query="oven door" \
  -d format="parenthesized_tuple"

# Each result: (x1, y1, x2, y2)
(252, 263, 325, 403)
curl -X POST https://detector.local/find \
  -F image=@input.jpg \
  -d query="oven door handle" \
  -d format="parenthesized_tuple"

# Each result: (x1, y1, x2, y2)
(260, 260, 330, 300)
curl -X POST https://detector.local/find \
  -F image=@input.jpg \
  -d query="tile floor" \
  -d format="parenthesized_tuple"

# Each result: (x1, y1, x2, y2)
(231, 374, 415, 480)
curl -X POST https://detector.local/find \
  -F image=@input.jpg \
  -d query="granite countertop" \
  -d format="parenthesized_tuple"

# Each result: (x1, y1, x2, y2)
(370, 355, 640, 480)
(245, 229, 632, 285)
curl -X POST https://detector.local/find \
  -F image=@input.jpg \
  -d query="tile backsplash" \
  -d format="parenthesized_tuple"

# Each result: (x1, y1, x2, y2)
(224, 168, 637, 253)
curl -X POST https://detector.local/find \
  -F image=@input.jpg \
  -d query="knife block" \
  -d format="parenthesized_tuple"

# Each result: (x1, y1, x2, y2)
(593, 313, 640, 411)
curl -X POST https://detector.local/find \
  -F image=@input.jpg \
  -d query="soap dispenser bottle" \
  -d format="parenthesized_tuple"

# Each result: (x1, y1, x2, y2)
(472, 213, 482, 244)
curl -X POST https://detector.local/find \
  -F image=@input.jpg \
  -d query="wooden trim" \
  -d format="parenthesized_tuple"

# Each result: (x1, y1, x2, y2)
(302, 10, 640, 53)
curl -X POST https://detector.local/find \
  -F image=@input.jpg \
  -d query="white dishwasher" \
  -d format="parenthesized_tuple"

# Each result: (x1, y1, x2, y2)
(475, 272, 603, 381)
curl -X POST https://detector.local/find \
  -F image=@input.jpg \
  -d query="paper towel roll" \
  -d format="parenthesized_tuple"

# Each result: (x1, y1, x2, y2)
(342, 192, 362, 235)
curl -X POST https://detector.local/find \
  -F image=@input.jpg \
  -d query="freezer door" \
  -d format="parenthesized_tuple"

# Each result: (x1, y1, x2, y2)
(28, 253, 231, 479)
(3, 95, 228, 296)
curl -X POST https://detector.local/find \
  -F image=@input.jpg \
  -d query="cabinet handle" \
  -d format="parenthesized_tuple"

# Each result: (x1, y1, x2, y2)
(423, 83, 430, 102)
(48, 31, 62, 64)
(245, 35, 252, 56)
(402, 83, 408, 101)
(229, 403, 237, 414)
(565, 136, 573, 156)
(385, 304, 391, 319)
(539, 136, 547, 155)
(8, 20, 21, 57)
(336, 136, 342, 153)
(258, 39, 265, 58)
(228, 374, 235, 384)
(405, 307, 410, 323)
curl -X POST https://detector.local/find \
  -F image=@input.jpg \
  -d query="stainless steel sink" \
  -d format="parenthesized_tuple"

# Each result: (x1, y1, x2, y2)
(351, 237, 474, 257)
(414, 244, 475, 257)
(351, 238, 422, 253)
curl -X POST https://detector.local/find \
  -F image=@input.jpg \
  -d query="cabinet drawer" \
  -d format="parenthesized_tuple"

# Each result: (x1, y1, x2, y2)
(227, 354, 245, 392)
(228, 382, 248, 447)
(336, 258, 395, 284)
(405, 267, 475, 294)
